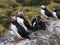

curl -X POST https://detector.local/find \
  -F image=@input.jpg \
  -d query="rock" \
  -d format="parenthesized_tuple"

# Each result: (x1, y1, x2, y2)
(0, 30, 60, 45)
(0, 20, 60, 45)
(46, 20, 60, 38)
(15, 29, 60, 45)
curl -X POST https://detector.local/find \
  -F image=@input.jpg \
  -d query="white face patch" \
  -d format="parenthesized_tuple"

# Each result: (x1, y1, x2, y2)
(18, 11, 23, 16)
(41, 5, 46, 9)
(12, 16, 16, 20)
(53, 12, 58, 18)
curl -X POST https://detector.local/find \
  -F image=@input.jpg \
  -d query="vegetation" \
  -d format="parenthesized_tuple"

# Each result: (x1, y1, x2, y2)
(16, 0, 51, 6)
(0, 0, 60, 36)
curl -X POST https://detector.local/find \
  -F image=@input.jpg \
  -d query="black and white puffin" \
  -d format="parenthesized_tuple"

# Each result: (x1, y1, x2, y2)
(10, 16, 23, 39)
(17, 10, 31, 31)
(52, 8, 60, 19)
(10, 16, 30, 39)
(40, 5, 54, 18)
(32, 16, 46, 31)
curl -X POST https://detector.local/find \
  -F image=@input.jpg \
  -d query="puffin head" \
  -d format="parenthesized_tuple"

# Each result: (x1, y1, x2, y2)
(10, 16, 17, 22)
(36, 16, 42, 23)
(53, 8, 57, 12)
(40, 5, 46, 9)
(18, 10, 24, 16)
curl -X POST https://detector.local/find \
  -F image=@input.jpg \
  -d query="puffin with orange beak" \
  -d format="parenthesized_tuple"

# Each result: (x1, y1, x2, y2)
(10, 16, 31, 40)
(17, 10, 31, 32)
(52, 8, 60, 19)
(40, 5, 54, 18)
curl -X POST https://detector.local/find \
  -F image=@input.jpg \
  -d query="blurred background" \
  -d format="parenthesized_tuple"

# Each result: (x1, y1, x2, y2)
(0, 0, 60, 36)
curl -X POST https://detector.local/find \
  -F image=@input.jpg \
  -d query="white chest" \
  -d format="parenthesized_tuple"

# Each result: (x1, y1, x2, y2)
(41, 9, 48, 18)
(10, 23, 22, 38)
(53, 12, 58, 18)
(41, 9, 45, 15)
(10, 23, 17, 31)
(17, 17, 28, 31)
(17, 17, 24, 25)
(33, 22, 36, 27)
(10, 23, 18, 35)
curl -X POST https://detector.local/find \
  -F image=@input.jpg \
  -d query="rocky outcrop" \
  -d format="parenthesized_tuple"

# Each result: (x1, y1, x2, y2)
(46, 20, 60, 38)
(16, 30, 60, 45)
(0, 20, 60, 45)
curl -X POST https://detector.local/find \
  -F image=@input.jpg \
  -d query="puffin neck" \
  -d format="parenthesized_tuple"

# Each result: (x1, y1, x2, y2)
(42, 8, 46, 10)
(54, 10, 57, 12)
(18, 16, 23, 18)
(11, 21, 17, 24)
(18, 16, 25, 19)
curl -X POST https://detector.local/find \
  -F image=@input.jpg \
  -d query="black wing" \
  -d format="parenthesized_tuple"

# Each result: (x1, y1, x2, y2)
(24, 18, 31, 30)
(19, 16, 31, 30)
(57, 12, 60, 19)
(45, 9, 54, 17)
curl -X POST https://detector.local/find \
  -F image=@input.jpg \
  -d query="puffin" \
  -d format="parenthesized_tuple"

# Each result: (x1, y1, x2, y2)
(40, 5, 54, 18)
(10, 16, 31, 39)
(17, 10, 31, 31)
(52, 8, 60, 19)
(32, 16, 46, 31)
(10, 16, 23, 39)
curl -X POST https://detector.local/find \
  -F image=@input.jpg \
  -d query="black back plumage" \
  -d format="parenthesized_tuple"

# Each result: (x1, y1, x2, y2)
(53, 8, 60, 19)
(45, 8, 54, 17)
(56, 12, 60, 19)
(55, 10, 60, 19)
